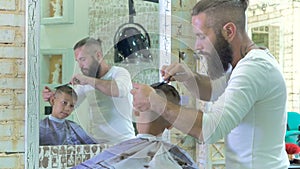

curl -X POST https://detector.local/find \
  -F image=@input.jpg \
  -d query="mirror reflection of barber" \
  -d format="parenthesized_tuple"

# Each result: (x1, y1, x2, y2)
(43, 37, 135, 144)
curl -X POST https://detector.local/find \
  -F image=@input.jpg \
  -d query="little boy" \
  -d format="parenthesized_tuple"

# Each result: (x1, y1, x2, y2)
(39, 84, 97, 145)
(72, 83, 199, 169)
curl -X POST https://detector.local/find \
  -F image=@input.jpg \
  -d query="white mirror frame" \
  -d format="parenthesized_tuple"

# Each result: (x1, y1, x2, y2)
(25, 0, 171, 168)
(26, 0, 40, 168)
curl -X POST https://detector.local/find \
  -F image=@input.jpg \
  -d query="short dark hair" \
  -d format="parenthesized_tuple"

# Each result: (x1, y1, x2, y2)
(151, 83, 180, 104)
(192, 0, 249, 32)
(73, 37, 103, 51)
(54, 84, 78, 101)
(192, 0, 249, 15)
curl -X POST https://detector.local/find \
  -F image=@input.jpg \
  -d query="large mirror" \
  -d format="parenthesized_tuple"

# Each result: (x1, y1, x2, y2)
(27, 0, 171, 168)
(27, 0, 300, 168)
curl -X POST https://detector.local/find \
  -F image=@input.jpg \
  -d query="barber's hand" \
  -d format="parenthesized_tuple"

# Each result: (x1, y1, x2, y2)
(42, 86, 54, 102)
(161, 62, 193, 82)
(70, 74, 89, 85)
(130, 83, 156, 112)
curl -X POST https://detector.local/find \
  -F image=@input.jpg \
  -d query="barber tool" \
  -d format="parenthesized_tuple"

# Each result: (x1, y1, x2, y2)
(154, 72, 186, 88)
(74, 78, 80, 84)
(54, 83, 70, 89)
(154, 76, 172, 88)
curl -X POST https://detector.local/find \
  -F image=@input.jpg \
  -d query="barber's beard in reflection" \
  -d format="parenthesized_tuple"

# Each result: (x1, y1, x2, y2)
(81, 58, 101, 78)
(205, 31, 233, 80)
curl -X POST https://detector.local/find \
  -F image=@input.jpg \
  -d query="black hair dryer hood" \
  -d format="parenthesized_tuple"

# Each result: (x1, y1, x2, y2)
(114, 23, 152, 63)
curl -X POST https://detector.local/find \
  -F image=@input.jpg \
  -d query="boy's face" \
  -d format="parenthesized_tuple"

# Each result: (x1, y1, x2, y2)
(50, 92, 76, 119)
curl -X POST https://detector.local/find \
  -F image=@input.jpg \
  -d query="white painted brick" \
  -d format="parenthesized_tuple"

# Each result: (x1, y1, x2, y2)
(0, 123, 13, 137)
(0, 14, 24, 27)
(0, 60, 14, 75)
(6, 121, 26, 138)
(19, 0, 25, 12)
(0, 108, 24, 121)
(0, 93, 14, 105)
(0, 47, 25, 59)
(0, 154, 24, 168)
(16, 91, 25, 106)
(0, 0, 16, 10)
(18, 122, 25, 137)
(16, 59, 25, 76)
(16, 29, 25, 44)
(0, 78, 25, 89)
(0, 29, 15, 43)
(0, 138, 25, 152)
(0, 121, 25, 146)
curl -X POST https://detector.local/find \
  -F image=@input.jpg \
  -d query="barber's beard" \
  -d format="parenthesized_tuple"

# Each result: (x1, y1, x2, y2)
(206, 33, 233, 80)
(82, 61, 101, 78)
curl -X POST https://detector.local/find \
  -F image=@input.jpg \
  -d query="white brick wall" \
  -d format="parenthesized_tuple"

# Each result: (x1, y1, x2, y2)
(0, 121, 25, 151)
(0, 47, 25, 58)
(16, 60, 25, 76)
(0, 109, 24, 121)
(0, 0, 25, 168)
(0, 154, 25, 169)
(0, 92, 14, 105)
(0, 60, 14, 75)
(0, 14, 24, 27)
(248, 2, 300, 112)
(0, 29, 15, 43)
(0, 0, 16, 11)
(0, 78, 25, 89)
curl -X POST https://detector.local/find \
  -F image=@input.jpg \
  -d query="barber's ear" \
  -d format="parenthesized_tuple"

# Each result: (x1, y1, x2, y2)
(49, 96, 55, 106)
(96, 51, 103, 61)
(221, 22, 236, 42)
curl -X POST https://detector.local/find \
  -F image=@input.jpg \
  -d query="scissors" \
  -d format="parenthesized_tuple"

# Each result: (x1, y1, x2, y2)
(152, 72, 186, 88)
(151, 77, 172, 88)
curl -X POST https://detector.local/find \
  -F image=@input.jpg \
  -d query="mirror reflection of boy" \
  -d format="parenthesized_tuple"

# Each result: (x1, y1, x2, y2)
(72, 83, 199, 169)
(39, 84, 97, 145)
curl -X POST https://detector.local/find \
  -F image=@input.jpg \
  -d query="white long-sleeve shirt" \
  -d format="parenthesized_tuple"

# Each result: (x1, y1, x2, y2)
(203, 49, 289, 169)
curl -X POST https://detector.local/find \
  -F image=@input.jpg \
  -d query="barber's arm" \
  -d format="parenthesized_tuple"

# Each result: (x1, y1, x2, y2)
(161, 62, 212, 101)
(71, 74, 120, 97)
(131, 83, 204, 141)
(42, 86, 54, 102)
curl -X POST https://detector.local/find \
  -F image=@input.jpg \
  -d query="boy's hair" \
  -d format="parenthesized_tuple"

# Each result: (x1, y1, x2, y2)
(54, 84, 78, 101)
(150, 82, 180, 104)
(138, 83, 180, 130)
